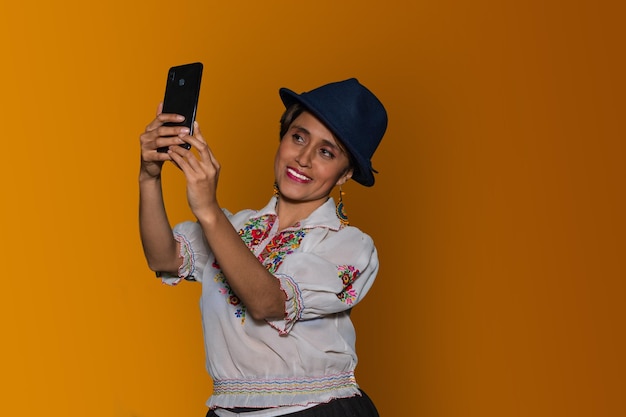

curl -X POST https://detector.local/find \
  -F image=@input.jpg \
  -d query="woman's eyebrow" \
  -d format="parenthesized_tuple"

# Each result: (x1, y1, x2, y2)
(320, 139, 342, 150)
(291, 124, 310, 136)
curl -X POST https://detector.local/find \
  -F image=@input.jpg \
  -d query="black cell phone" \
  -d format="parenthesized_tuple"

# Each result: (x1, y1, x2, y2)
(156, 62, 203, 152)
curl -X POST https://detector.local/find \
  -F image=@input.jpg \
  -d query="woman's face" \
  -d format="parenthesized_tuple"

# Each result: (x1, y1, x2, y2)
(274, 111, 353, 206)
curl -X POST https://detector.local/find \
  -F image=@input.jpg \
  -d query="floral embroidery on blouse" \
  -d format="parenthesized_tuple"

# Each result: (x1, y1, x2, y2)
(214, 270, 247, 323)
(258, 229, 308, 273)
(336, 265, 361, 305)
(238, 215, 275, 246)
(214, 215, 309, 324)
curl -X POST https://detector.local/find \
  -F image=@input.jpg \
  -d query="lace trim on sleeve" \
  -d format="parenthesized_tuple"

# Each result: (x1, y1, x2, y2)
(160, 231, 200, 286)
(175, 231, 197, 281)
(266, 273, 304, 335)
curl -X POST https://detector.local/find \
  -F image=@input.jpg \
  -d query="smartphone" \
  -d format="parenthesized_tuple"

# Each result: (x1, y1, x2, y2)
(157, 62, 203, 152)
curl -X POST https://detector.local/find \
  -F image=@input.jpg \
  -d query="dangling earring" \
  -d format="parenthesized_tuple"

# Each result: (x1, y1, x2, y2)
(273, 181, 280, 198)
(336, 186, 349, 226)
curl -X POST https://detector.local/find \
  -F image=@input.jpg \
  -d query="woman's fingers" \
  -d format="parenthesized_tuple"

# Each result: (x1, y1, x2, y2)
(168, 143, 209, 176)
(169, 122, 220, 176)
(142, 136, 182, 153)
(193, 121, 204, 142)
(183, 122, 220, 166)
(141, 113, 191, 154)
(144, 112, 182, 132)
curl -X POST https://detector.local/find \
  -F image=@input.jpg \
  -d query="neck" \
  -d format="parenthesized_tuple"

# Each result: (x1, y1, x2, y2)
(275, 196, 329, 230)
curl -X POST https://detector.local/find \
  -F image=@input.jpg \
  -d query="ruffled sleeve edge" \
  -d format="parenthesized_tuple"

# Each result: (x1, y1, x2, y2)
(266, 273, 304, 335)
(159, 230, 200, 286)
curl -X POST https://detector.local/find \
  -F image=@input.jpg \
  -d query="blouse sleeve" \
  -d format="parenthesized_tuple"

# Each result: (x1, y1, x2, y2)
(268, 227, 379, 335)
(159, 221, 211, 285)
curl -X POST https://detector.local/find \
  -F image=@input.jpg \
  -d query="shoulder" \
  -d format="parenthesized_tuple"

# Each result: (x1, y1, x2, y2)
(302, 224, 376, 257)
(334, 224, 374, 244)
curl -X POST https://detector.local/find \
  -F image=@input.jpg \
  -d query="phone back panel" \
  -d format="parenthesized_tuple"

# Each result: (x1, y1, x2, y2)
(162, 62, 203, 134)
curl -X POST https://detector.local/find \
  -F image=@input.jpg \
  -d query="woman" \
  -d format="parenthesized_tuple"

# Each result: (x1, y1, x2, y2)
(139, 78, 388, 416)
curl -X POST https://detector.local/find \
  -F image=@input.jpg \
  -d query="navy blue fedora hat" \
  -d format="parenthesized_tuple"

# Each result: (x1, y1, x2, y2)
(279, 78, 388, 187)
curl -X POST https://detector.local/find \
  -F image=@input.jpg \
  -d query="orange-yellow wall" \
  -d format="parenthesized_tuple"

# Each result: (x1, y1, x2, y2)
(1, 1, 624, 416)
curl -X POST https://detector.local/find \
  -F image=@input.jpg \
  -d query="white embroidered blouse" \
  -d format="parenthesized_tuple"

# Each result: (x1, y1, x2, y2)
(161, 196, 379, 410)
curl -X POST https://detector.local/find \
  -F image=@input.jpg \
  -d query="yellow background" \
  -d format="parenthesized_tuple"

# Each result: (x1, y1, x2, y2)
(1, 1, 624, 416)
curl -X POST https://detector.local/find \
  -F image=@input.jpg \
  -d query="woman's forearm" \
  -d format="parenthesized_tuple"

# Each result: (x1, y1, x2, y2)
(138, 175, 180, 274)
(197, 208, 286, 321)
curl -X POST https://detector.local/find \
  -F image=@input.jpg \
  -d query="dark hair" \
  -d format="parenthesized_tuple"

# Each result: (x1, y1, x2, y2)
(278, 103, 355, 174)
(279, 103, 305, 140)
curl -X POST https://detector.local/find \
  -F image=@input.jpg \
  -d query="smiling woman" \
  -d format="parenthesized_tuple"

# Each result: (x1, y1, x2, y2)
(273, 111, 354, 225)
(138, 78, 388, 416)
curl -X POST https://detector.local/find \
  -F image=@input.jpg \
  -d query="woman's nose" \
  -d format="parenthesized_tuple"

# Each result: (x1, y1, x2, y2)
(296, 147, 313, 167)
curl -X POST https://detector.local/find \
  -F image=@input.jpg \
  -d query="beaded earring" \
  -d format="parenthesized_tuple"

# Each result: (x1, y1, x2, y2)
(336, 186, 349, 226)
(273, 182, 280, 198)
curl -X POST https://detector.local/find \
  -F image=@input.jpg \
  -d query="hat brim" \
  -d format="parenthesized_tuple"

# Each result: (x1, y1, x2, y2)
(279, 88, 375, 186)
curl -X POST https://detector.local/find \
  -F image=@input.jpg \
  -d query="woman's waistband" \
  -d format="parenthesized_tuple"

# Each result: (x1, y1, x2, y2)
(209, 372, 359, 409)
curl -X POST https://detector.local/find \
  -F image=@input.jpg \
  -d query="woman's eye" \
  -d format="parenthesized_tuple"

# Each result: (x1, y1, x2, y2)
(320, 149, 335, 159)
(292, 134, 304, 143)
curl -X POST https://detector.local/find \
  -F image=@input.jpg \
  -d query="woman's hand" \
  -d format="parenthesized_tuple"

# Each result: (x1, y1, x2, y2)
(139, 103, 190, 180)
(167, 122, 222, 221)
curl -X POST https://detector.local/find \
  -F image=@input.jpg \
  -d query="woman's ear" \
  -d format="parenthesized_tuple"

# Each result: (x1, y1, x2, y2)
(336, 168, 354, 186)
